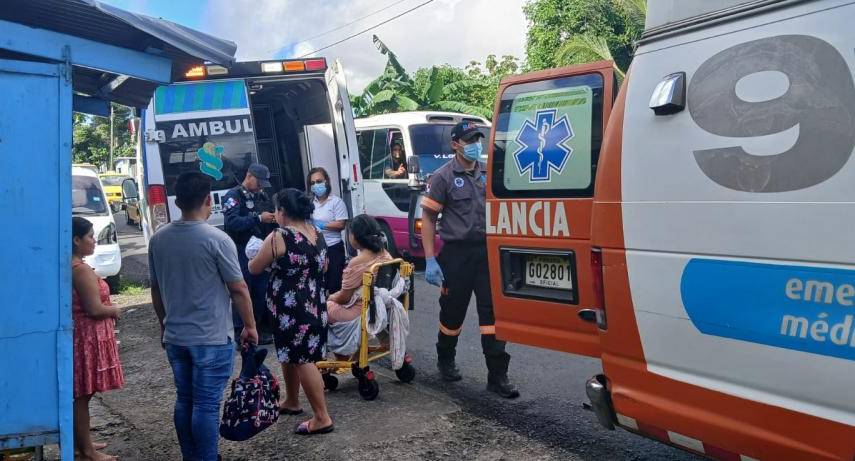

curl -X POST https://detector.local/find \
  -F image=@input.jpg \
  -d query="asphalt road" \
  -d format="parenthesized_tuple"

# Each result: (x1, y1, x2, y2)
(112, 214, 699, 460)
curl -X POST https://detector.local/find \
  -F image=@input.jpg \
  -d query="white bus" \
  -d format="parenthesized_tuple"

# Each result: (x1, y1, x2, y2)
(355, 111, 489, 258)
(135, 58, 363, 242)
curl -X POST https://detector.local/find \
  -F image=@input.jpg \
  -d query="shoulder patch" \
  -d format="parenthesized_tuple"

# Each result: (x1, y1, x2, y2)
(223, 197, 238, 211)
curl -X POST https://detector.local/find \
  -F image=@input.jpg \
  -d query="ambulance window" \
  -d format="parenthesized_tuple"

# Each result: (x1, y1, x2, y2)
(158, 128, 256, 194)
(491, 73, 604, 198)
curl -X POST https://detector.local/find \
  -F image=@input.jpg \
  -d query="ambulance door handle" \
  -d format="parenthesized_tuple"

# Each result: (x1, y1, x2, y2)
(577, 309, 597, 324)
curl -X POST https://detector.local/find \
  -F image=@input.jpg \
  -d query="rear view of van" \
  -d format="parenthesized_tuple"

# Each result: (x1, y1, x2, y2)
(139, 58, 363, 240)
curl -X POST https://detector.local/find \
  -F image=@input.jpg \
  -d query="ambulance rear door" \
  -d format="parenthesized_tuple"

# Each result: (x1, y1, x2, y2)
(326, 59, 364, 216)
(487, 61, 615, 357)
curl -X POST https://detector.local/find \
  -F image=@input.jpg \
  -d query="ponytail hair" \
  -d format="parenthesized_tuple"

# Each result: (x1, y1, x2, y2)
(350, 214, 386, 253)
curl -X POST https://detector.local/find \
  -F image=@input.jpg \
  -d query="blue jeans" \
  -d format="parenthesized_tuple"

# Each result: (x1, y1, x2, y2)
(165, 342, 234, 461)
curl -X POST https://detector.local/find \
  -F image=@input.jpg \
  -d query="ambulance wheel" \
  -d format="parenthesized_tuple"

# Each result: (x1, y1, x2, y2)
(395, 357, 415, 383)
(322, 373, 339, 391)
(358, 370, 379, 401)
(379, 223, 398, 258)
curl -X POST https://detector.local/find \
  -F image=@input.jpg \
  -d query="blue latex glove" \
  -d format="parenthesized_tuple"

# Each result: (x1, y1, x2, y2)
(425, 257, 444, 287)
(313, 219, 327, 232)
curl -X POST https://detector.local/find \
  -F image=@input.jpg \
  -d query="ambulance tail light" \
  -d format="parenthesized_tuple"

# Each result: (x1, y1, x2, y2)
(591, 247, 608, 330)
(148, 184, 170, 231)
(304, 58, 327, 71)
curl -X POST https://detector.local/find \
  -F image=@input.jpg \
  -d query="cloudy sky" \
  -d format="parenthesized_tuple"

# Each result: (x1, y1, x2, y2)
(105, 0, 529, 93)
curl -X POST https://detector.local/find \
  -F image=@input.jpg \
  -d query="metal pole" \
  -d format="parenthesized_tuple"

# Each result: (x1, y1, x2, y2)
(109, 103, 114, 171)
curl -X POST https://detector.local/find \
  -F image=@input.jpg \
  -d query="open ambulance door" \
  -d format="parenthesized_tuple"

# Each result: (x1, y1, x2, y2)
(487, 61, 616, 357)
(325, 59, 364, 217)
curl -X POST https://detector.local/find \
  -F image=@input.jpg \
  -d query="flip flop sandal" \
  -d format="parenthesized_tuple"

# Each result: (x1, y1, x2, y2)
(294, 420, 335, 435)
(279, 407, 305, 415)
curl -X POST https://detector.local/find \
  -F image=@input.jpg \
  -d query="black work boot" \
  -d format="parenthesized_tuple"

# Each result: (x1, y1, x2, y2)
(487, 372, 520, 399)
(437, 358, 462, 382)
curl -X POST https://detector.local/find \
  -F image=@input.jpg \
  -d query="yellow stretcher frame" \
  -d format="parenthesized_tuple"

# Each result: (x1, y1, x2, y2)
(316, 258, 415, 400)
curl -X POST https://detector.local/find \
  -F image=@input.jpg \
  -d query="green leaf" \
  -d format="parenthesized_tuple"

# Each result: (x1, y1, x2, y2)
(424, 67, 445, 104)
(395, 95, 420, 111)
(555, 33, 626, 79)
(435, 101, 492, 120)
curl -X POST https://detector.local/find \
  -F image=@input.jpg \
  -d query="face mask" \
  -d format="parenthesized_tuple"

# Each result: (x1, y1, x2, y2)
(311, 183, 327, 198)
(462, 141, 483, 162)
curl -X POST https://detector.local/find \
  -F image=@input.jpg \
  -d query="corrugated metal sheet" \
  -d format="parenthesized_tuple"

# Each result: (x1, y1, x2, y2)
(0, 0, 237, 107)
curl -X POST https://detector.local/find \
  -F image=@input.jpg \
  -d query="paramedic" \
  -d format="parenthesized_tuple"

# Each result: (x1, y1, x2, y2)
(308, 167, 348, 294)
(420, 121, 519, 399)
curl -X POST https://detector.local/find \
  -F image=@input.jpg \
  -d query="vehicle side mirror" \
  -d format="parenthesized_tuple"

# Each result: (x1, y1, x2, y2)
(122, 178, 139, 201)
(407, 156, 423, 190)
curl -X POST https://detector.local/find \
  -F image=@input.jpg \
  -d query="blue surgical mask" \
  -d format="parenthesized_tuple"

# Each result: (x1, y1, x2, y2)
(311, 183, 327, 198)
(462, 141, 483, 162)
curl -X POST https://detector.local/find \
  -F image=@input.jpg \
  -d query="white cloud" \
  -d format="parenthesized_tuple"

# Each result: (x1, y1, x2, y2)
(203, 0, 528, 93)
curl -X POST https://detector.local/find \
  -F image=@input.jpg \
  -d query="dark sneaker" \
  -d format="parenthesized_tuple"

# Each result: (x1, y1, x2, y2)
(487, 375, 520, 399)
(437, 360, 462, 382)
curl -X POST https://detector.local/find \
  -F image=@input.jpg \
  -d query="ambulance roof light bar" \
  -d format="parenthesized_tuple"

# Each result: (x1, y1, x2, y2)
(183, 58, 327, 80)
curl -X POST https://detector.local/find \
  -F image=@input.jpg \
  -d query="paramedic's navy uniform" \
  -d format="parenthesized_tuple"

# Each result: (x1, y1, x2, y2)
(223, 177, 275, 340)
(422, 156, 512, 387)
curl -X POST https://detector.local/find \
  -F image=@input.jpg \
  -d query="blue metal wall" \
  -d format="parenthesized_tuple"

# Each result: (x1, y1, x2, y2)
(0, 58, 73, 460)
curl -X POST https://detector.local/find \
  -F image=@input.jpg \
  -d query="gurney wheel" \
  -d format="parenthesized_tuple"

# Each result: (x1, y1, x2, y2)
(395, 358, 415, 383)
(322, 373, 339, 391)
(358, 374, 380, 401)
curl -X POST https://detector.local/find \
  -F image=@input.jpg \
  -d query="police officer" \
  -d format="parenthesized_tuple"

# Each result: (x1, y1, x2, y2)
(421, 122, 519, 399)
(223, 163, 277, 345)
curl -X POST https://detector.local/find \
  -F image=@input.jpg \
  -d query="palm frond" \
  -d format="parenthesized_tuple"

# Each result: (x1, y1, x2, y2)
(435, 101, 493, 120)
(556, 34, 626, 79)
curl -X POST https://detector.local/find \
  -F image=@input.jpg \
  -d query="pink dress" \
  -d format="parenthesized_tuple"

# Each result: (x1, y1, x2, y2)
(72, 261, 124, 398)
(327, 251, 392, 324)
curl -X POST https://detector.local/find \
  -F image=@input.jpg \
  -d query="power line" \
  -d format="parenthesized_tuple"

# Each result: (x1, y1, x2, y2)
(276, 0, 413, 55)
(298, 0, 436, 58)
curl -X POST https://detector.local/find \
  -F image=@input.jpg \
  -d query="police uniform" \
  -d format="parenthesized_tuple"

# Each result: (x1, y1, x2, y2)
(422, 151, 516, 396)
(223, 178, 276, 341)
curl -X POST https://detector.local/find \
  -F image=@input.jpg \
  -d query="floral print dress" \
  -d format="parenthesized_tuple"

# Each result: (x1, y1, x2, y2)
(268, 227, 328, 364)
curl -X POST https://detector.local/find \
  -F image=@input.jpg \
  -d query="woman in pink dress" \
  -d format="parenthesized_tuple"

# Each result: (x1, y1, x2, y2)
(71, 217, 124, 461)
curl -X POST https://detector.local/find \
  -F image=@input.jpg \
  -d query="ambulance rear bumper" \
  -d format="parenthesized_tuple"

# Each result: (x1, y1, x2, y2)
(585, 374, 616, 430)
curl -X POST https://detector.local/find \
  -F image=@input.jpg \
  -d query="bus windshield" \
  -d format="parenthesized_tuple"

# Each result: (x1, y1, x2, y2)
(409, 123, 490, 174)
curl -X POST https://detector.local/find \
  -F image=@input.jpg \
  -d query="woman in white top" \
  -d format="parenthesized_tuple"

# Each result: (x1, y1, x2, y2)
(308, 167, 348, 294)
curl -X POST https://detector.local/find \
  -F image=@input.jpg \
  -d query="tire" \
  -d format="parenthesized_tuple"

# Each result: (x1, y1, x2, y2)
(322, 373, 339, 392)
(358, 377, 380, 401)
(395, 360, 416, 383)
(106, 275, 121, 294)
(379, 223, 398, 258)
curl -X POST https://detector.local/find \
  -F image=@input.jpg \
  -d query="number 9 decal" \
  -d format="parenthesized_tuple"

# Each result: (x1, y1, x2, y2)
(689, 35, 855, 192)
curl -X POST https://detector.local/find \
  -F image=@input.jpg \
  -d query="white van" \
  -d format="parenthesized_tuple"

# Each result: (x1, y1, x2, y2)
(355, 111, 489, 257)
(72, 166, 121, 290)
(138, 58, 363, 240)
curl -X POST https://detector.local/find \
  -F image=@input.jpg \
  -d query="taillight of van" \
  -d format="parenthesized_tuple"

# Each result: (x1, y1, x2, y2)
(591, 247, 607, 330)
(148, 184, 170, 231)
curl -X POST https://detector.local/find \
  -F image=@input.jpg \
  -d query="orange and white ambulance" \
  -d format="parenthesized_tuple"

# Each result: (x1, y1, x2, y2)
(486, 1, 855, 459)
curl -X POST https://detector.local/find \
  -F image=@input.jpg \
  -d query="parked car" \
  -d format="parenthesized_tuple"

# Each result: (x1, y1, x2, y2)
(121, 178, 142, 230)
(98, 171, 130, 213)
(73, 166, 121, 291)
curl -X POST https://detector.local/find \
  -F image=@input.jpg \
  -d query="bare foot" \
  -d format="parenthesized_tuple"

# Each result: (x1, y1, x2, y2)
(76, 442, 108, 454)
(78, 450, 117, 461)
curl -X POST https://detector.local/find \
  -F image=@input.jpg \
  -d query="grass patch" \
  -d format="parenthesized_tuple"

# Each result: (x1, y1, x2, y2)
(117, 280, 147, 296)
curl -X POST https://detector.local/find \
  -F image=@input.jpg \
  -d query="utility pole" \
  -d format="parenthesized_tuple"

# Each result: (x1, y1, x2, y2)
(109, 103, 114, 172)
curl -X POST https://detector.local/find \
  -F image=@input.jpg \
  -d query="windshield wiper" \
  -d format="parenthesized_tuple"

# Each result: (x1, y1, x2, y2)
(72, 208, 99, 215)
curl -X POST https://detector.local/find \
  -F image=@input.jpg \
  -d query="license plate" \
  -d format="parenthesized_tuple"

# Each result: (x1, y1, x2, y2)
(525, 255, 573, 290)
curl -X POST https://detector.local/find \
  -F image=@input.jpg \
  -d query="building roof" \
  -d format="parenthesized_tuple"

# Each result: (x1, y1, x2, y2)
(0, 0, 237, 107)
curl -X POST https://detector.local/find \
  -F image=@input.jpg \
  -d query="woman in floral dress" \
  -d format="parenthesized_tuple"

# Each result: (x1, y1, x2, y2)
(249, 188, 334, 435)
(71, 217, 124, 460)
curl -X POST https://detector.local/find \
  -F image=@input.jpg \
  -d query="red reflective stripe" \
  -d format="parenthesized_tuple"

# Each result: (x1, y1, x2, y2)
(479, 325, 496, 335)
(422, 196, 443, 213)
(352, 164, 359, 183)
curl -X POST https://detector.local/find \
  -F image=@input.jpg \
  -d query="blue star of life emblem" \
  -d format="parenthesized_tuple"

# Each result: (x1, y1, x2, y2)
(513, 109, 574, 182)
